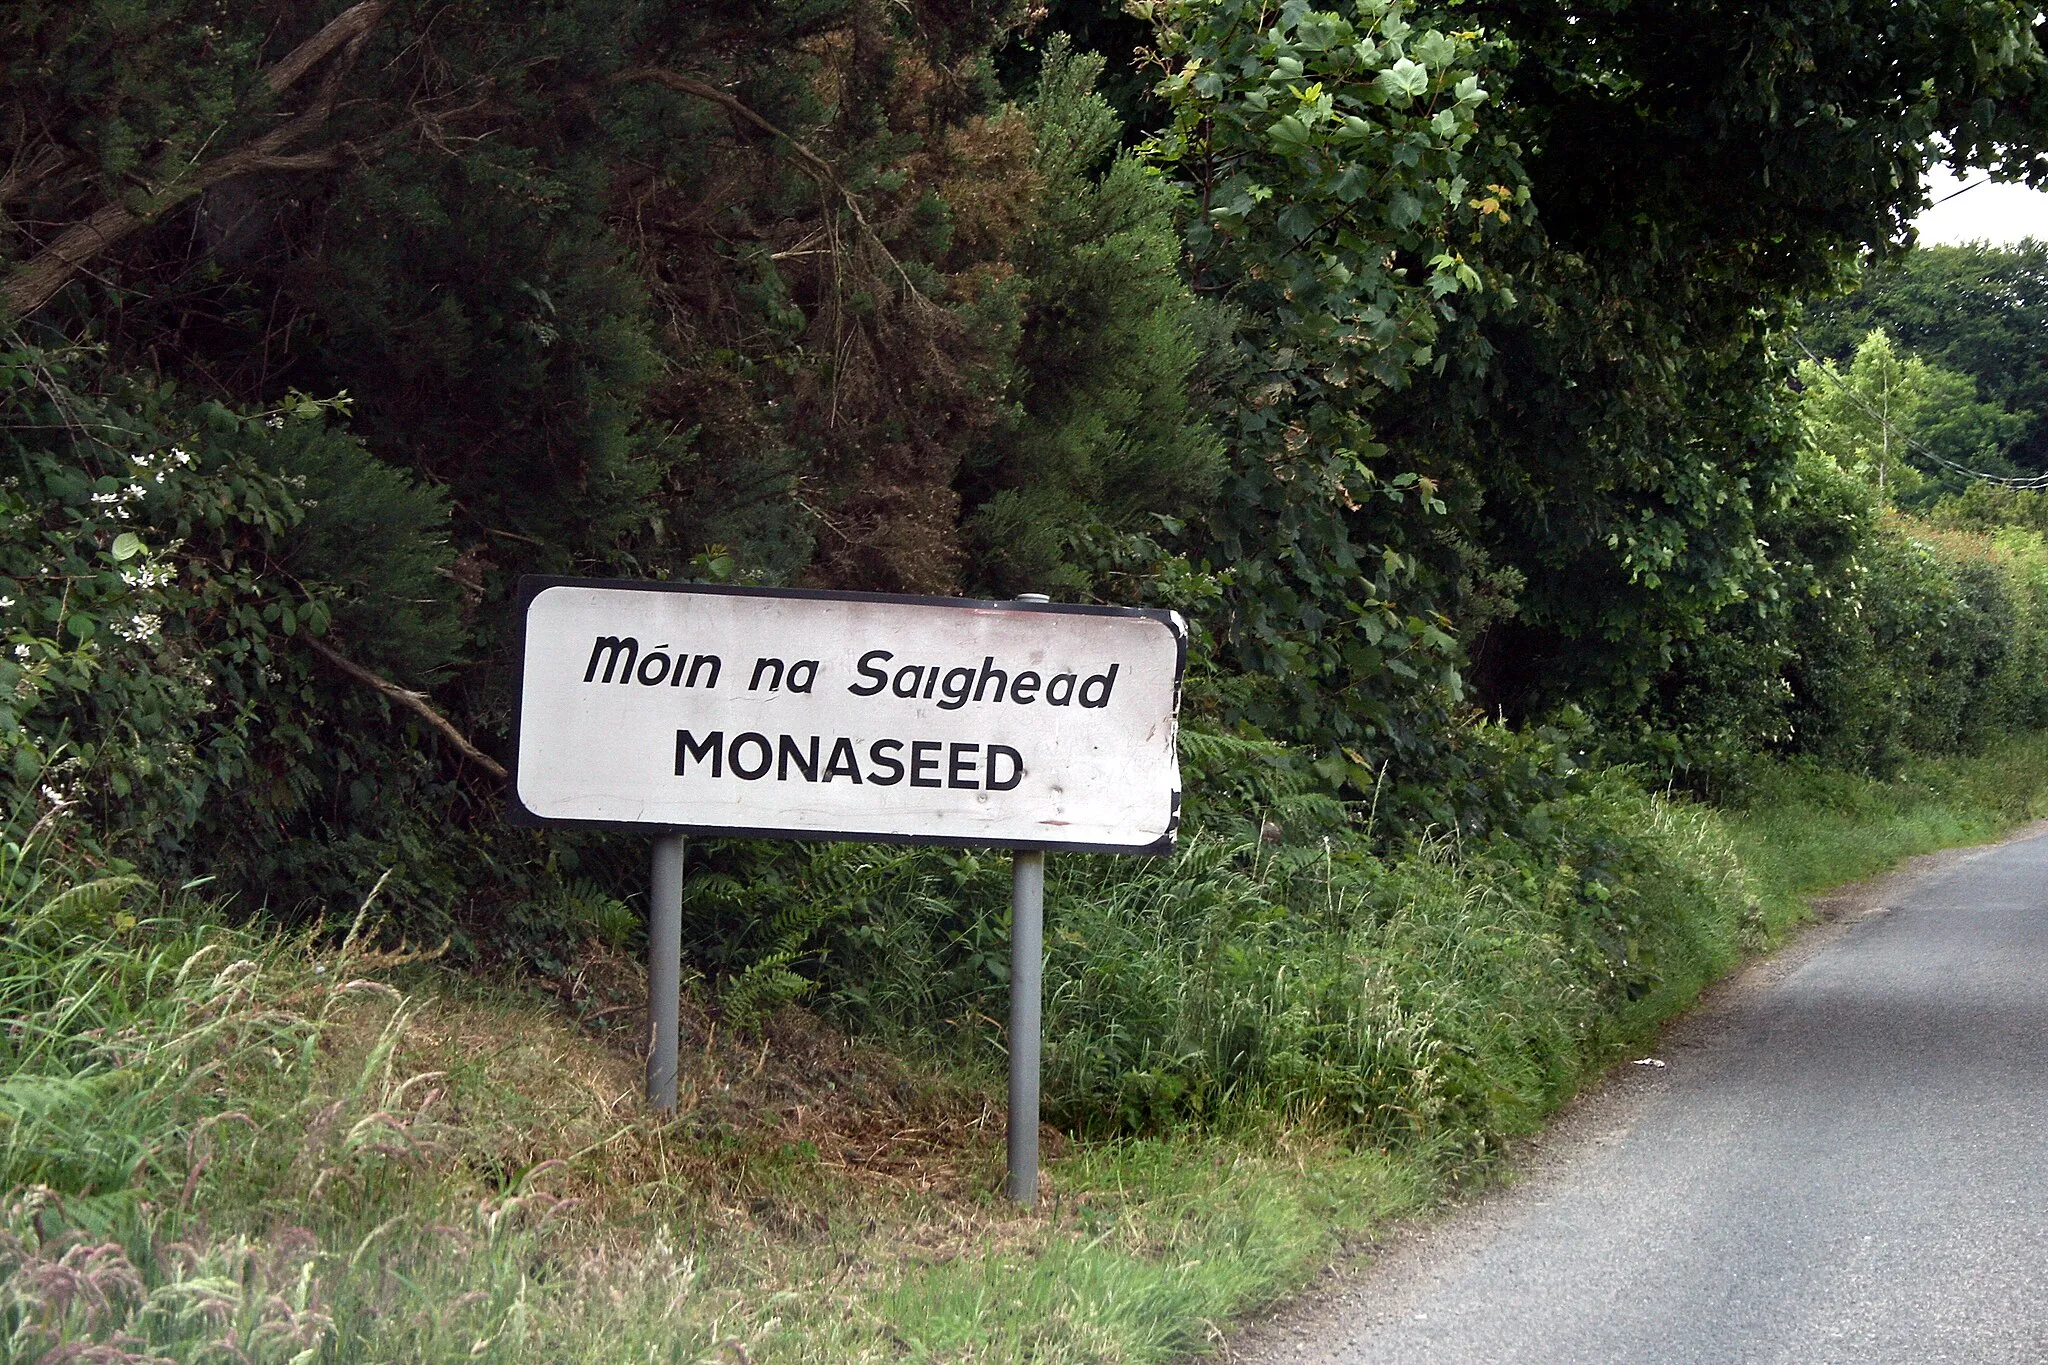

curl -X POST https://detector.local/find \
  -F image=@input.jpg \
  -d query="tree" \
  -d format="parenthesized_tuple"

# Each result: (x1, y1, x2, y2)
(1146, 0, 2048, 771)
(1797, 330, 2029, 502)
(959, 39, 1225, 598)
(1803, 243, 2048, 470)
(0, 0, 1227, 941)
(1144, 0, 1526, 787)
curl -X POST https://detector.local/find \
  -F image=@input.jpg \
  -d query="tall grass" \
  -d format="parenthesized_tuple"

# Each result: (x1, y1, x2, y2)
(0, 844, 727, 1363)
(815, 770, 1753, 1152)
(0, 765, 1758, 1363)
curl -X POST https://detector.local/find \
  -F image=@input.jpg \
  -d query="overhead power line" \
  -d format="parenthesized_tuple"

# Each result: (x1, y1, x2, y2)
(1789, 336, 2048, 491)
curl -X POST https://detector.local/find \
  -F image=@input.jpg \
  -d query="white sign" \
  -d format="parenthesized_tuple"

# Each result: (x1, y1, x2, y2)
(510, 579, 1185, 853)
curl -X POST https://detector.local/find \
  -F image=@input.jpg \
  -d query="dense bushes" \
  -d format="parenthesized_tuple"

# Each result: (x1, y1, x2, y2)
(14, 0, 2048, 903)
(1778, 502, 2048, 778)
(0, 347, 328, 861)
(1835, 521, 2048, 760)
(1625, 432, 2048, 790)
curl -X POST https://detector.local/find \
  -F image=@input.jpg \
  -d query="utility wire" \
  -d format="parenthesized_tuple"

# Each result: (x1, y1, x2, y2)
(1789, 336, 2048, 491)
(1929, 175, 1988, 207)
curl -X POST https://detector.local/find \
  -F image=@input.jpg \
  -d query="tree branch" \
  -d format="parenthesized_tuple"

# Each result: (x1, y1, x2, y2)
(2, 2, 388, 318)
(305, 637, 509, 781)
(263, 1, 390, 95)
(611, 68, 840, 184)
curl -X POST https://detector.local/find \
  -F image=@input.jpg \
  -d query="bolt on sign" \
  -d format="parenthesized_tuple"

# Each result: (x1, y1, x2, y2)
(509, 578, 1186, 852)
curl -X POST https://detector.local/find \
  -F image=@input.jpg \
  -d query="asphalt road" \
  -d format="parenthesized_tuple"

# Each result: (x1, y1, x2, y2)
(1241, 829, 2048, 1365)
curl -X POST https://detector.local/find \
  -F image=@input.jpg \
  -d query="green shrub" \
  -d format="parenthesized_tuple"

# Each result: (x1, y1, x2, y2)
(1788, 514, 2048, 774)
(0, 346, 325, 863)
(1640, 443, 2048, 787)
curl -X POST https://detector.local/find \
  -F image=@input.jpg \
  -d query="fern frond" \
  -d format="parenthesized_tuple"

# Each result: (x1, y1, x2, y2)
(33, 876, 149, 931)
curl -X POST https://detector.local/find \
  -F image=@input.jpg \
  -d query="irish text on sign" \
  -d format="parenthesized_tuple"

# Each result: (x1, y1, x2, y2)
(511, 579, 1185, 852)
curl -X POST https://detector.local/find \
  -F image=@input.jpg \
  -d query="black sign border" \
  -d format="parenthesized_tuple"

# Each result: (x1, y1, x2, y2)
(505, 575, 1185, 855)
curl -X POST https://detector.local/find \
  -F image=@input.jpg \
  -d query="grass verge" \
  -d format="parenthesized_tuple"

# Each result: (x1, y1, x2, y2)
(1724, 731, 2048, 937)
(7, 737, 2048, 1362)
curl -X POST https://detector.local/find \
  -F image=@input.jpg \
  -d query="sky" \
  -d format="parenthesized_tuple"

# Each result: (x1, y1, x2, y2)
(1913, 165, 2048, 246)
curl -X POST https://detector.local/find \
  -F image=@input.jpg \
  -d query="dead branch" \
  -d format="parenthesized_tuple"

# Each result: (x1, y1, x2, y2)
(608, 67, 937, 312)
(2, 2, 389, 318)
(0, 145, 75, 209)
(305, 636, 509, 781)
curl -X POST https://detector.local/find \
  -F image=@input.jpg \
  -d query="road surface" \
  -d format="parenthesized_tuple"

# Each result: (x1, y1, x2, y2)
(1235, 828, 2048, 1364)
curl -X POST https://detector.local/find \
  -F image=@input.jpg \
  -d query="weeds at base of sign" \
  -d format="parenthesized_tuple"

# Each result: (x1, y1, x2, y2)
(309, 969, 1027, 1221)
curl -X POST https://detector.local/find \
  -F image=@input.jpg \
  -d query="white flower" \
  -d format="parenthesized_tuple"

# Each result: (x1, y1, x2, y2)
(126, 483, 147, 499)
(11, 644, 28, 660)
(0, 596, 13, 610)
(266, 415, 286, 429)
(91, 491, 120, 506)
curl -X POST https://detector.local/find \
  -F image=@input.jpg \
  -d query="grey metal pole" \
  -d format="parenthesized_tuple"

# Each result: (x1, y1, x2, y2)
(1008, 845, 1045, 1205)
(647, 831, 687, 1111)
(1008, 590, 1051, 1206)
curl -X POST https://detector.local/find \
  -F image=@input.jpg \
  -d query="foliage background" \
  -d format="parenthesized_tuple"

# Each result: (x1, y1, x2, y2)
(9, 0, 2048, 975)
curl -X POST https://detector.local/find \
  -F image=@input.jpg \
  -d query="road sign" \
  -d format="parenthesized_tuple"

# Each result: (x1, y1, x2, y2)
(510, 577, 1185, 853)
(510, 576, 1184, 1203)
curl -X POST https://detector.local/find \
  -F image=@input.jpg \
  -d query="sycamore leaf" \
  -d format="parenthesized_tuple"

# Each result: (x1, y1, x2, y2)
(1269, 115, 1313, 149)
(1375, 59, 1429, 100)
(1411, 31, 1457, 68)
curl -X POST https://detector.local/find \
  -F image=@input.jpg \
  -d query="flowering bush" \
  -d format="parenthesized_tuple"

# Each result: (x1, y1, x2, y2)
(0, 345, 331, 867)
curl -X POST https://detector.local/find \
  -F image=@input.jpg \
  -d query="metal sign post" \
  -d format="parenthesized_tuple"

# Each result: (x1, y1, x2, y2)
(1007, 845, 1046, 1204)
(647, 830, 687, 1110)
(1005, 594, 1049, 1205)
